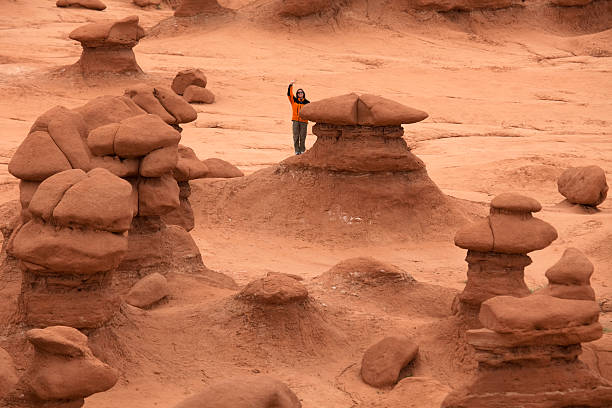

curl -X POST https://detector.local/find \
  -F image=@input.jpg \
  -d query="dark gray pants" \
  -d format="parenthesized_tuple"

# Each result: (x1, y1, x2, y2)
(292, 120, 307, 154)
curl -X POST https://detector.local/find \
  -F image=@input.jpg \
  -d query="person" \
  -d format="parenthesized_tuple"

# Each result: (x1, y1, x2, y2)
(287, 80, 310, 155)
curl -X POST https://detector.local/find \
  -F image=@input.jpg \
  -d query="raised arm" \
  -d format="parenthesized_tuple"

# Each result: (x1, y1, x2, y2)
(287, 83, 295, 104)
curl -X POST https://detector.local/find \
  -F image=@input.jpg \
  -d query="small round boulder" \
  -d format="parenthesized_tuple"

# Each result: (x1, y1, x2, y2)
(558, 165, 608, 206)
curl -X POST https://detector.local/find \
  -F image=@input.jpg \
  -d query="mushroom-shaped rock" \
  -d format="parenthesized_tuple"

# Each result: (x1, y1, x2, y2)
(361, 336, 419, 388)
(558, 165, 608, 207)
(299, 93, 428, 126)
(25, 326, 118, 402)
(56, 0, 106, 10)
(125, 273, 170, 308)
(174, 0, 231, 17)
(68, 16, 146, 76)
(202, 158, 243, 178)
(0, 348, 18, 399)
(183, 86, 215, 104)
(536, 248, 596, 301)
(171, 69, 208, 95)
(173, 145, 209, 181)
(238, 272, 308, 305)
(173, 375, 301, 408)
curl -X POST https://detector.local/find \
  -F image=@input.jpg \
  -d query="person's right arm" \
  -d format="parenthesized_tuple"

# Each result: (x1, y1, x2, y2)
(287, 83, 294, 104)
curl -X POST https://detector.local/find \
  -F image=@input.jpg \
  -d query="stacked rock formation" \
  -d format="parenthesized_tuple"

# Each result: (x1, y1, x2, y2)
(11, 326, 118, 408)
(174, 0, 231, 17)
(7, 90, 208, 328)
(68, 16, 145, 76)
(173, 375, 301, 408)
(11, 168, 133, 328)
(125, 84, 198, 127)
(452, 193, 557, 320)
(442, 293, 612, 407)
(557, 165, 608, 207)
(172, 68, 215, 104)
(56, 0, 107, 10)
(536, 247, 596, 301)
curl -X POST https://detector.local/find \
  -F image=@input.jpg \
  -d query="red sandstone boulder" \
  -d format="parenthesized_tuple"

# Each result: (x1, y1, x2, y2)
(140, 145, 179, 178)
(320, 257, 415, 287)
(138, 173, 180, 216)
(361, 336, 419, 388)
(56, 0, 107, 10)
(8, 131, 72, 181)
(153, 87, 198, 124)
(183, 85, 215, 104)
(558, 165, 608, 206)
(238, 272, 308, 305)
(126, 273, 170, 308)
(173, 375, 302, 408)
(171, 69, 208, 95)
(174, 145, 209, 181)
(202, 158, 244, 178)
(536, 248, 596, 301)
(125, 84, 177, 124)
(0, 348, 17, 399)
(28, 169, 88, 220)
(75, 95, 146, 132)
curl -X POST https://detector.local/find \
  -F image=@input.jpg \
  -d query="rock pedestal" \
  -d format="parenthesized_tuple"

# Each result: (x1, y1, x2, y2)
(452, 193, 557, 321)
(442, 294, 612, 407)
(68, 16, 145, 76)
(536, 247, 596, 301)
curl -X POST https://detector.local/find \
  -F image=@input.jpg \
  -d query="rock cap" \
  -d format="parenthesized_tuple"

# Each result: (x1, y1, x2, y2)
(69, 16, 145, 48)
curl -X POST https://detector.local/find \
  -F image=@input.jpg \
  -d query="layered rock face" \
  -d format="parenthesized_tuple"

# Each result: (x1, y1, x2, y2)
(557, 165, 608, 206)
(452, 193, 557, 320)
(19, 326, 118, 407)
(68, 16, 145, 76)
(174, 0, 231, 17)
(7, 91, 208, 328)
(442, 294, 612, 407)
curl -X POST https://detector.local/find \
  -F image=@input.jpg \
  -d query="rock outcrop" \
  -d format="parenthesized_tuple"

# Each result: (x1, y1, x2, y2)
(172, 375, 301, 408)
(174, 0, 231, 17)
(68, 16, 146, 76)
(452, 193, 557, 321)
(22, 326, 118, 406)
(536, 247, 596, 301)
(56, 0, 107, 10)
(237, 272, 308, 305)
(361, 336, 418, 388)
(557, 165, 608, 206)
(442, 294, 612, 407)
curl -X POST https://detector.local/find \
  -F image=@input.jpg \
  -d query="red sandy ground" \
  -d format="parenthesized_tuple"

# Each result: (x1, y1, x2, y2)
(0, 0, 610, 406)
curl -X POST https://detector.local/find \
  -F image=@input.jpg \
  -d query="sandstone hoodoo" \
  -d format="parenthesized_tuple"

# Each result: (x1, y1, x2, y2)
(56, 0, 107, 10)
(68, 16, 145, 77)
(195, 92, 470, 242)
(15, 326, 118, 407)
(557, 165, 608, 207)
(442, 294, 612, 407)
(173, 375, 302, 408)
(174, 0, 231, 17)
(361, 336, 419, 388)
(536, 247, 596, 301)
(452, 193, 557, 321)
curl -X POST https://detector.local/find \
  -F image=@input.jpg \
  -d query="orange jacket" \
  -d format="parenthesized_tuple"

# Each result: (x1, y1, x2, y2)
(287, 84, 309, 123)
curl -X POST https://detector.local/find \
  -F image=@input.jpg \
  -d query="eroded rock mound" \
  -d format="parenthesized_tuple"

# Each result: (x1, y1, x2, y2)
(69, 16, 145, 76)
(443, 293, 612, 407)
(237, 272, 308, 305)
(173, 375, 301, 408)
(320, 257, 415, 287)
(24, 326, 118, 405)
(202, 158, 243, 178)
(452, 193, 557, 322)
(56, 0, 106, 10)
(361, 336, 418, 388)
(174, 0, 231, 17)
(557, 165, 608, 206)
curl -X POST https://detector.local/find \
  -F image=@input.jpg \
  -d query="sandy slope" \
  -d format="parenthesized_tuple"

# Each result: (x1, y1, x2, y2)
(0, 0, 611, 406)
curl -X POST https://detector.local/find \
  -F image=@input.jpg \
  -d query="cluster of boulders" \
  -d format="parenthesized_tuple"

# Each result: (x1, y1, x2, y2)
(56, 0, 106, 10)
(443, 252, 612, 406)
(452, 193, 557, 321)
(68, 16, 146, 77)
(4, 326, 117, 407)
(558, 165, 608, 207)
(172, 68, 215, 104)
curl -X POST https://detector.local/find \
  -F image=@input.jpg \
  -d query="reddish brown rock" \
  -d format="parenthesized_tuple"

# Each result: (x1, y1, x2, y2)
(173, 376, 301, 408)
(124, 84, 177, 124)
(174, 0, 231, 17)
(25, 326, 118, 403)
(0, 348, 18, 399)
(138, 173, 180, 216)
(183, 86, 215, 104)
(171, 69, 208, 95)
(8, 131, 71, 181)
(125, 272, 169, 308)
(161, 181, 195, 231)
(56, 0, 107, 10)
(279, 0, 339, 17)
(133, 0, 161, 6)
(174, 145, 209, 181)
(372, 377, 451, 408)
(202, 158, 243, 178)
(558, 165, 608, 206)
(536, 248, 596, 301)
(112, 114, 181, 158)
(407, 0, 519, 11)
(69, 16, 146, 76)
(75, 95, 145, 132)
(320, 257, 415, 287)
(361, 336, 419, 388)
(238, 272, 308, 305)
(153, 87, 198, 124)
(140, 146, 179, 178)
(90, 156, 140, 178)
(28, 169, 87, 220)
